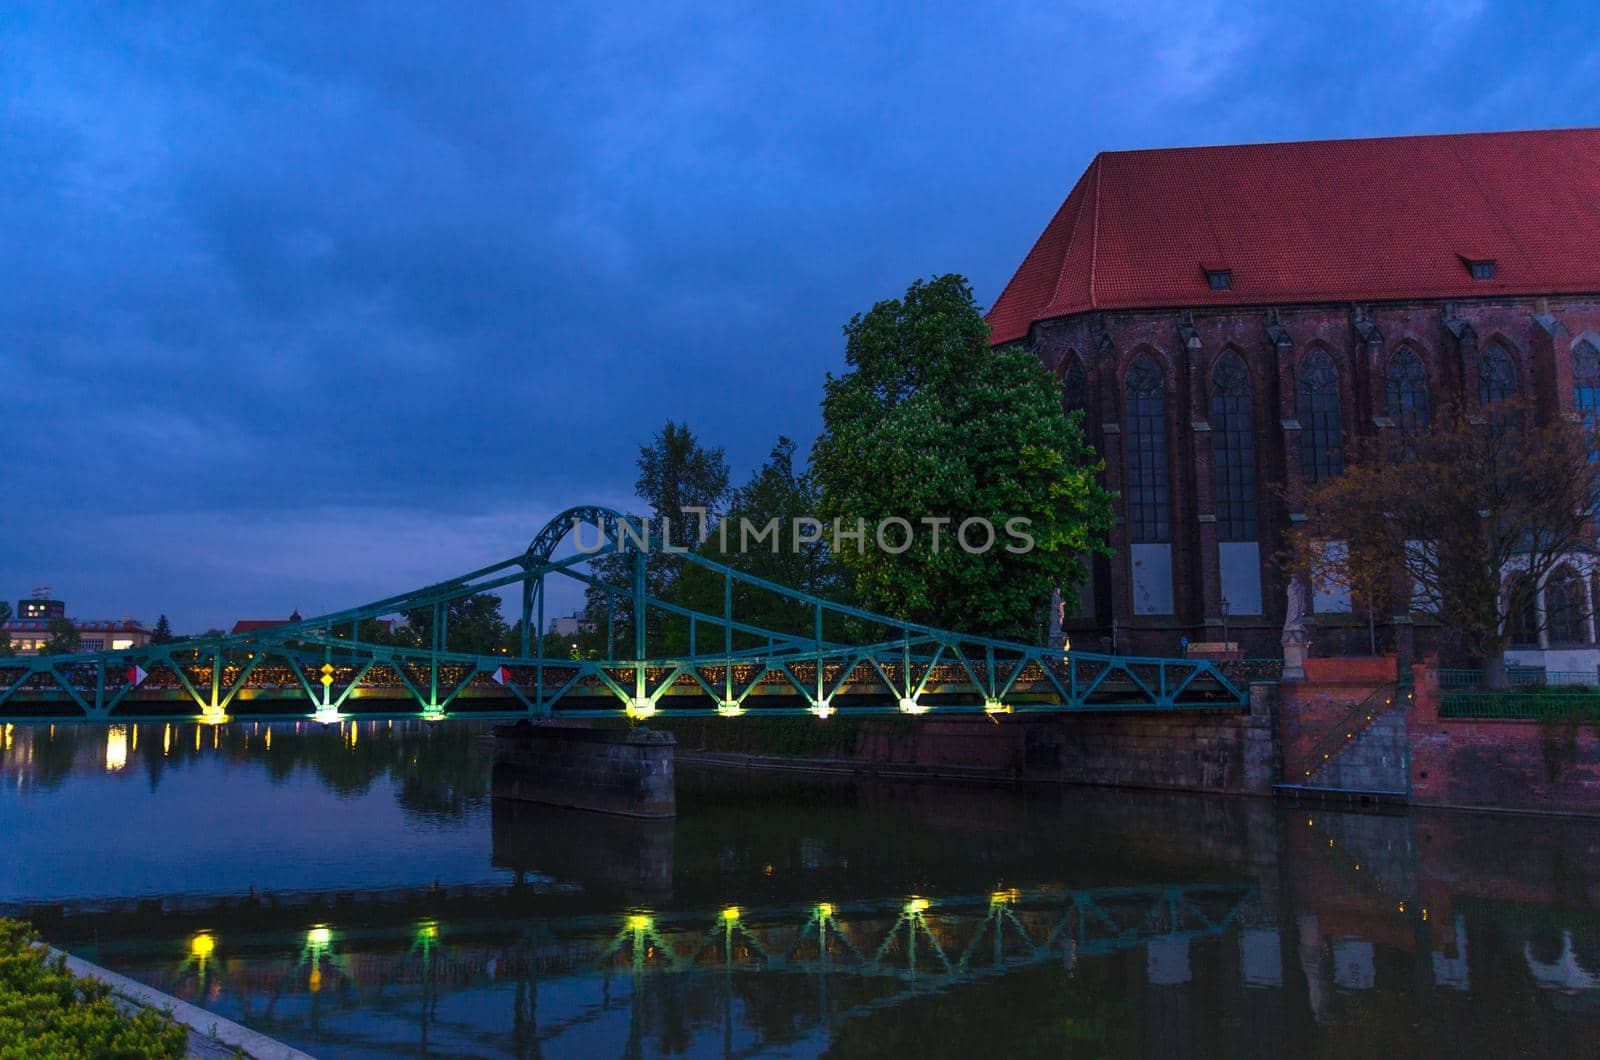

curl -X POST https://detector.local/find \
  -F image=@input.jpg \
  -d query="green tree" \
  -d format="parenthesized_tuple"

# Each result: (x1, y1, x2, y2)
(43, 617, 80, 655)
(582, 421, 731, 650)
(666, 436, 847, 653)
(150, 614, 175, 645)
(811, 274, 1114, 641)
(0, 601, 12, 657)
(393, 591, 509, 655)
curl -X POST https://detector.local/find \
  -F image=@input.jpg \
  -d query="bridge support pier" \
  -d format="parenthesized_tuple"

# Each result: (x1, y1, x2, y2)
(492, 721, 676, 819)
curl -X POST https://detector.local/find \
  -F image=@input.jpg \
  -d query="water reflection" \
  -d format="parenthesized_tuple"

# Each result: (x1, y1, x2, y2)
(2, 723, 1599, 1057)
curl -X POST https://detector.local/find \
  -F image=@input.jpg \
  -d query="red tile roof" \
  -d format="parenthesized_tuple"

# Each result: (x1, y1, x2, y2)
(985, 128, 1600, 344)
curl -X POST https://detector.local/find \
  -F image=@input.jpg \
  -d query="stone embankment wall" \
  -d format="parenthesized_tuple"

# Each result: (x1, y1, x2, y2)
(1408, 666, 1600, 815)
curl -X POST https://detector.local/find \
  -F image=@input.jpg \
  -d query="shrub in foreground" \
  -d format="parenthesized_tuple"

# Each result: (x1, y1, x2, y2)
(0, 919, 187, 1059)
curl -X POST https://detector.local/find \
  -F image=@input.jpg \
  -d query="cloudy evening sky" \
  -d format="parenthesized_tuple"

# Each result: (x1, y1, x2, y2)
(5, 1, 1600, 632)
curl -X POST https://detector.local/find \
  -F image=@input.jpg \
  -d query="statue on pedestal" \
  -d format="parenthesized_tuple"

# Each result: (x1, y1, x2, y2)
(1281, 580, 1308, 681)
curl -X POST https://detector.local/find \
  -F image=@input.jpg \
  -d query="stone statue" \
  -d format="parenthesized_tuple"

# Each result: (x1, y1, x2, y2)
(1281, 580, 1308, 680)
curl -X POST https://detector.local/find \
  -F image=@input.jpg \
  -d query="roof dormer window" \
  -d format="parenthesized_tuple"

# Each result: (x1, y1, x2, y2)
(1205, 267, 1232, 290)
(1461, 256, 1496, 281)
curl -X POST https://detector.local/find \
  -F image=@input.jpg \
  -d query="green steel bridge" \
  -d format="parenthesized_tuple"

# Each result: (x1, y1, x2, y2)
(0, 506, 1245, 725)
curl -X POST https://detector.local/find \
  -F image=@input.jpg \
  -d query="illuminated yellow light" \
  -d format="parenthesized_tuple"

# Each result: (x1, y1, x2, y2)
(904, 897, 930, 914)
(627, 700, 656, 720)
(990, 887, 1021, 905)
(811, 701, 833, 719)
(264, 727, 271, 750)
(163, 724, 171, 755)
(1398, 902, 1406, 913)
(626, 913, 652, 932)
(311, 709, 343, 725)
(417, 920, 438, 940)
(307, 926, 332, 947)
(984, 699, 1012, 714)
(717, 702, 743, 717)
(198, 709, 228, 725)
(721, 906, 740, 922)
(190, 932, 216, 960)
(308, 966, 322, 992)
(421, 709, 446, 722)
(105, 726, 128, 773)
(898, 698, 928, 715)
(816, 902, 834, 919)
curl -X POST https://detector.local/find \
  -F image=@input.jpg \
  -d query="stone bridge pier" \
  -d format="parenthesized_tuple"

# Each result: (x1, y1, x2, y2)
(492, 721, 676, 818)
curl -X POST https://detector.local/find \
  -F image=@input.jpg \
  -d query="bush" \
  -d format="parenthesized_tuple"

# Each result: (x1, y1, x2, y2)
(0, 919, 187, 1059)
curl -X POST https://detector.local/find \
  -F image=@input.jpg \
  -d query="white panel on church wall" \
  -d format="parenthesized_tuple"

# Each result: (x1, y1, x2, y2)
(1313, 540, 1352, 613)
(1131, 543, 1173, 615)
(1219, 541, 1263, 615)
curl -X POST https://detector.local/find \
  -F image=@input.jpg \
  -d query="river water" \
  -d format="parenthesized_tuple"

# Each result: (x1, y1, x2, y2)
(1, 719, 1597, 1058)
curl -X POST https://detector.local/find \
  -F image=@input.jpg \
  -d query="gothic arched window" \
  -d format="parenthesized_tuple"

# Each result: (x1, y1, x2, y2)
(1505, 573, 1539, 647)
(1385, 346, 1430, 437)
(1298, 349, 1343, 482)
(1124, 354, 1169, 543)
(1546, 565, 1588, 645)
(1574, 341, 1600, 463)
(1479, 341, 1520, 404)
(1063, 353, 1088, 415)
(1210, 351, 1256, 541)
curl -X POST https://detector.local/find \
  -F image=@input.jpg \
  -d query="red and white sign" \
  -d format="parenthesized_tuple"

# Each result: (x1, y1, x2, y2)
(491, 665, 511, 686)
(126, 664, 148, 686)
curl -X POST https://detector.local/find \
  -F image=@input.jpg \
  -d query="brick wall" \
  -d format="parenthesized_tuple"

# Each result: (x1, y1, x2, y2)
(1277, 656, 1399, 779)
(1035, 295, 1600, 659)
(1408, 666, 1600, 813)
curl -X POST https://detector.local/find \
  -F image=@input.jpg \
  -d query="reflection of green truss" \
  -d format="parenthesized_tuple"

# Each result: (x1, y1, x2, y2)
(0, 506, 1245, 724)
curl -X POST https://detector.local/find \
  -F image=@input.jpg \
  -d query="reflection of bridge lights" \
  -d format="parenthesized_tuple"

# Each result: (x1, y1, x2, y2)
(898, 698, 928, 715)
(721, 906, 741, 923)
(189, 932, 216, 960)
(105, 726, 128, 772)
(904, 897, 931, 914)
(717, 702, 743, 717)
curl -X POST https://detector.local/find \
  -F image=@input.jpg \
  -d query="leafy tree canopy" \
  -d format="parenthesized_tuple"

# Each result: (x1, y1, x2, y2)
(811, 274, 1114, 641)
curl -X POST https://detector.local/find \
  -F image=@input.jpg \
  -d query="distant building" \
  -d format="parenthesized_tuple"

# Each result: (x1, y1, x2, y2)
(4, 617, 151, 655)
(549, 613, 595, 637)
(231, 610, 303, 635)
(17, 590, 64, 621)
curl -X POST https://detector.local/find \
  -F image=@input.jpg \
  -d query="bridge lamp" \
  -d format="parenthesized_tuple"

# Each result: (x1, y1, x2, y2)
(420, 708, 447, 723)
(626, 913, 653, 932)
(816, 902, 835, 920)
(810, 700, 833, 719)
(904, 897, 931, 915)
(721, 906, 741, 923)
(627, 699, 657, 720)
(984, 699, 1012, 715)
(898, 697, 928, 715)
(990, 887, 1021, 906)
(198, 709, 229, 726)
(306, 926, 332, 947)
(717, 702, 743, 718)
(189, 931, 216, 961)
(311, 708, 343, 726)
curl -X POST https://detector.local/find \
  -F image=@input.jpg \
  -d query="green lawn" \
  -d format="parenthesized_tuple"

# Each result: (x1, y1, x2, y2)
(0, 919, 187, 1059)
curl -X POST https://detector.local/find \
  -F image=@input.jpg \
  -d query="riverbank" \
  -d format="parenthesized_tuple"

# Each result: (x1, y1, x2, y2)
(0, 918, 187, 1057)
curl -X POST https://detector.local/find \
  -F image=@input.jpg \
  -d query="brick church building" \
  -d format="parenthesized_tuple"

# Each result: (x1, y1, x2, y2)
(987, 128, 1600, 660)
